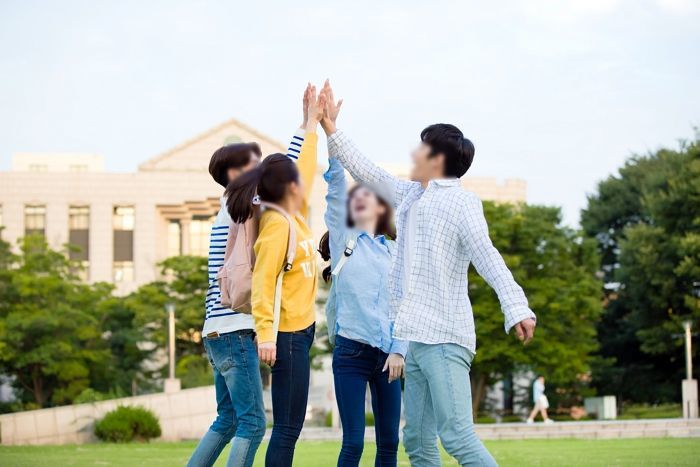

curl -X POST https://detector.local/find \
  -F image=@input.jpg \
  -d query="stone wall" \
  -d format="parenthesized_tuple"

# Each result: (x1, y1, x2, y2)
(0, 386, 217, 445)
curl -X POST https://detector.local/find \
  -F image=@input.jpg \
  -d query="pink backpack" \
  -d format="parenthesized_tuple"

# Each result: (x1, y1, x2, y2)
(217, 202, 296, 336)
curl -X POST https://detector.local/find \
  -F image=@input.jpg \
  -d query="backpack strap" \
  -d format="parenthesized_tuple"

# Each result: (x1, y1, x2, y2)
(259, 202, 297, 341)
(331, 232, 359, 277)
(223, 222, 239, 262)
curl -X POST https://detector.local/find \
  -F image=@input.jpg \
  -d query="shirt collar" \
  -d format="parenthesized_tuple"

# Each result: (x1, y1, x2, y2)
(353, 228, 387, 244)
(429, 178, 460, 188)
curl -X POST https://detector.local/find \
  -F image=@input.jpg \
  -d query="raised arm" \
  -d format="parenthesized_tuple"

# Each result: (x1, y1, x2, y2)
(296, 85, 323, 219)
(321, 80, 416, 208)
(458, 193, 536, 336)
(285, 83, 311, 162)
(327, 131, 416, 209)
(323, 158, 348, 264)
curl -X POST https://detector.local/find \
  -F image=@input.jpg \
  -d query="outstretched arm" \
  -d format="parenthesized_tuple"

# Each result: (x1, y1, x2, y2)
(459, 193, 536, 341)
(321, 80, 416, 208)
(285, 83, 312, 162)
(323, 158, 348, 266)
(297, 85, 323, 219)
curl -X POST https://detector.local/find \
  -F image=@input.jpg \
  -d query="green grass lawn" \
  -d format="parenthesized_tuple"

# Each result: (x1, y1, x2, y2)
(0, 438, 698, 466)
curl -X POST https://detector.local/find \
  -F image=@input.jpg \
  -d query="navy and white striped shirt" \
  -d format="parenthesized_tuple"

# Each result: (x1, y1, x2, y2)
(202, 129, 306, 336)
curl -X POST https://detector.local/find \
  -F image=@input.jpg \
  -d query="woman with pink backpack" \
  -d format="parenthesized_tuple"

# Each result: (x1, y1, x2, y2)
(187, 85, 320, 467)
(224, 86, 324, 467)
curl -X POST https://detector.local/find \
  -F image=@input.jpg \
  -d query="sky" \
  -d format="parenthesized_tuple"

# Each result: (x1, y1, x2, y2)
(0, 0, 698, 226)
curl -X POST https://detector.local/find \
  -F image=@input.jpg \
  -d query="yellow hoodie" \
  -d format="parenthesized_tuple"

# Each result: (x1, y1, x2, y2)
(252, 132, 318, 343)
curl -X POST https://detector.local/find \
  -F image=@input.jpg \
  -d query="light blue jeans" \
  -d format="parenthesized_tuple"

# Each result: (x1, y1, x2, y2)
(187, 330, 266, 467)
(403, 342, 498, 467)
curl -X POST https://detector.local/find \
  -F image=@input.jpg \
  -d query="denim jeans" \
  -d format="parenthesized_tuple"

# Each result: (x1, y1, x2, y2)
(332, 335, 402, 467)
(403, 342, 497, 467)
(187, 330, 266, 467)
(265, 323, 315, 467)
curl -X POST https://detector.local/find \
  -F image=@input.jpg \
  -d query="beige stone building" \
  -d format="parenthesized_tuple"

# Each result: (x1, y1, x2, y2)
(0, 119, 526, 295)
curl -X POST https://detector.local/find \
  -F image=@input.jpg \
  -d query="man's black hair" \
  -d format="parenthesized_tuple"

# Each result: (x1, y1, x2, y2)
(208, 142, 262, 187)
(421, 123, 475, 178)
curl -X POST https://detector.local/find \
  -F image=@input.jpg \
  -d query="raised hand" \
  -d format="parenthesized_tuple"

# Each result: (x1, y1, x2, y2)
(320, 79, 342, 135)
(305, 85, 326, 131)
(301, 83, 311, 128)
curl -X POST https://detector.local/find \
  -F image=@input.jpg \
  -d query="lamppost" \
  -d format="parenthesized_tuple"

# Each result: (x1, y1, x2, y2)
(164, 302, 181, 394)
(682, 320, 698, 419)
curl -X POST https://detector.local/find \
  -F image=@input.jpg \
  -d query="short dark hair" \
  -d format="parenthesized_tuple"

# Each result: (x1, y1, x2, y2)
(421, 124, 475, 178)
(225, 153, 299, 223)
(208, 142, 262, 187)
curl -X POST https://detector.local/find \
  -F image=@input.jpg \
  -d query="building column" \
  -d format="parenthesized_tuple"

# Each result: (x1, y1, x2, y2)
(45, 201, 68, 251)
(180, 218, 191, 255)
(89, 202, 113, 284)
(1, 202, 24, 249)
(133, 202, 156, 287)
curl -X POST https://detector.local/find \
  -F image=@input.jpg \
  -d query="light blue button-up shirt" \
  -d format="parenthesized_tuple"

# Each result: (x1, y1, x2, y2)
(324, 158, 408, 357)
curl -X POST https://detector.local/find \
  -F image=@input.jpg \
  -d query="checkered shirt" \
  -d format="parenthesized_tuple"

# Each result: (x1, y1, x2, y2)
(328, 130, 535, 352)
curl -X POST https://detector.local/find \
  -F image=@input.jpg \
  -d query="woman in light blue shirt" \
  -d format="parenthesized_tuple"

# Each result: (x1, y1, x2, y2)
(319, 157, 408, 467)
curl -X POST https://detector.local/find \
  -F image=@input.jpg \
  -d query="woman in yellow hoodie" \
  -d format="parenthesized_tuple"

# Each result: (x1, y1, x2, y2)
(226, 87, 323, 467)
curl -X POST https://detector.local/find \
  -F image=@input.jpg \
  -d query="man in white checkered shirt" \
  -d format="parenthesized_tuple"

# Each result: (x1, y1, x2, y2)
(320, 82, 536, 467)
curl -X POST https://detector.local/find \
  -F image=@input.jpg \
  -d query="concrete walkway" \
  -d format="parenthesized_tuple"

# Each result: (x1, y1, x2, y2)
(290, 418, 700, 441)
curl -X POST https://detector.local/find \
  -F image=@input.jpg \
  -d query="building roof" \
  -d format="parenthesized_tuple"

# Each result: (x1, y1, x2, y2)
(138, 118, 287, 172)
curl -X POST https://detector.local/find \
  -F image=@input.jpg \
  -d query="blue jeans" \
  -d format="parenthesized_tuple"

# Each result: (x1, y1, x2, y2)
(332, 335, 402, 467)
(265, 323, 315, 467)
(187, 330, 266, 467)
(403, 342, 497, 467)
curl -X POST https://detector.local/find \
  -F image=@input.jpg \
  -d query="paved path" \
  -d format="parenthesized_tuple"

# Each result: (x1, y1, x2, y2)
(285, 418, 700, 441)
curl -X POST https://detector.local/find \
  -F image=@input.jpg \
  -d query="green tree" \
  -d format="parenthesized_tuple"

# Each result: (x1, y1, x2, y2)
(0, 235, 112, 407)
(582, 136, 700, 402)
(470, 203, 602, 412)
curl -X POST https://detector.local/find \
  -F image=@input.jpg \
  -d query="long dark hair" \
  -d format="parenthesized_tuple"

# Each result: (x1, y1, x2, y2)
(318, 185, 396, 283)
(225, 153, 299, 223)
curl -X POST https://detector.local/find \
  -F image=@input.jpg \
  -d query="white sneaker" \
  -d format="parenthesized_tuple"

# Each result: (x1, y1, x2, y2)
(544, 419, 554, 424)
(526, 418, 534, 424)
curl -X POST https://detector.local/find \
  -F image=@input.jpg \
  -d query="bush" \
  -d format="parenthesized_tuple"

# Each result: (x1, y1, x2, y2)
(95, 406, 161, 443)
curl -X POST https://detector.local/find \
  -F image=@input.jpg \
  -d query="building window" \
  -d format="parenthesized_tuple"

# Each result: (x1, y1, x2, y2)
(190, 216, 214, 257)
(167, 221, 182, 257)
(25, 205, 46, 237)
(69, 206, 90, 278)
(113, 206, 134, 282)
(69, 164, 88, 173)
(28, 164, 48, 172)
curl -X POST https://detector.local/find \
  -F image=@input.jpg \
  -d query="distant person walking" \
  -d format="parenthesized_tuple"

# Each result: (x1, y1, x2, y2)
(527, 376, 553, 424)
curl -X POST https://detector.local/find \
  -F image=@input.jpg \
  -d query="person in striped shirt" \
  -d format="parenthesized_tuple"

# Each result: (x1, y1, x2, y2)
(187, 86, 311, 467)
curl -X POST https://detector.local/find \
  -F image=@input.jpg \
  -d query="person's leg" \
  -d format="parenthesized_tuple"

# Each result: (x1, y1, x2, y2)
(402, 342, 441, 467)
(527, 405, 538, 423)
(369, 351, 402, 467)
(265, 324, 315, 467)
(332, 336, 374, 467)
(421, 343, 497, 467)
(187, 340, 237, 467)
(222, 331, 267, 467)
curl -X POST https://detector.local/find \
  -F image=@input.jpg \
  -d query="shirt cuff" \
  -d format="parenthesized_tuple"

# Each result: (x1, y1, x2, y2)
(504, 307, 536, 334)
(389, 339, 409, 358)
(327, 129, 345, 157)
(257, 326, 275, 344)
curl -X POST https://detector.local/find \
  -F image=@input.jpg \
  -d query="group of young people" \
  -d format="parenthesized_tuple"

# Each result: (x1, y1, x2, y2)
(187, 81, 537, 467)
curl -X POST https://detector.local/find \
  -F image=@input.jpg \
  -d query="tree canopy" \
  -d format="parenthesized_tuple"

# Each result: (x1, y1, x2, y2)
(581, 136, 700, 402)
(470, 202, 602, 412)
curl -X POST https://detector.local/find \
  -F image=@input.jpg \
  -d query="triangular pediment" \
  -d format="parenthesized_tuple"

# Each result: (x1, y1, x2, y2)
(139, 118, 286, 172)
